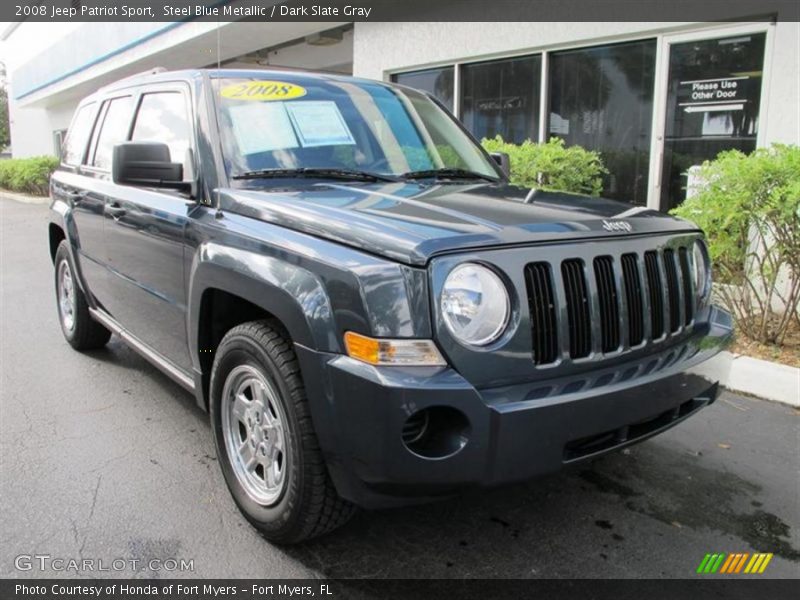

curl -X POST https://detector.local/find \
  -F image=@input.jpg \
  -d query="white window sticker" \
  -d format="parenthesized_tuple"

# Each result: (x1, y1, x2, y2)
(228, 102, 299, 155)
(285, 101, 356, 147)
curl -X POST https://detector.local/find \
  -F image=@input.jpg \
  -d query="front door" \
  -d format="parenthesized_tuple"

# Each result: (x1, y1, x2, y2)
(652, 27, 769, 211)
(102, 85, 196, 372)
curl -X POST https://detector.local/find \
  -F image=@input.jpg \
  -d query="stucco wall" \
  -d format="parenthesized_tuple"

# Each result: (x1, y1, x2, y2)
(353, 22, 677, 78)
(6, 96, 77, 157)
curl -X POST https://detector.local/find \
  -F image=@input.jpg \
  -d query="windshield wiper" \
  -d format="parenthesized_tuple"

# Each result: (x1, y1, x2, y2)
(399, 168, 499, 183)
(232, 167, 399, 183)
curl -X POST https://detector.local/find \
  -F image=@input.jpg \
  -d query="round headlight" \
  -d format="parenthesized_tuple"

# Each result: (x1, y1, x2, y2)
(692, 239, 712, 304)
(441, 263, 510, 346)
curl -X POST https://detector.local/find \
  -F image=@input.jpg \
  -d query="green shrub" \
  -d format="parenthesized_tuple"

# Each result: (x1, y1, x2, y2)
(672, 144, 800, 345)
(481, 136, 608, 196)
(0, 156, 59, 196)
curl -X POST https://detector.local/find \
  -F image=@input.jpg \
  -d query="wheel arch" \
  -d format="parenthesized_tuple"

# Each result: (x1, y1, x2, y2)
(49, 223, 66, 263)
(188, 242, 338, 409)
(48, 200, 93, 300)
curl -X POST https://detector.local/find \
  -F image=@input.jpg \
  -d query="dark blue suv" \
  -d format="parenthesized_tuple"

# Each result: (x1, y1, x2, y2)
(49, 69, 732, 543)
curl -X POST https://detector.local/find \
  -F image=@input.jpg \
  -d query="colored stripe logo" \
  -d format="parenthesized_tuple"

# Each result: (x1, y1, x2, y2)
(696, 552, 773, 574)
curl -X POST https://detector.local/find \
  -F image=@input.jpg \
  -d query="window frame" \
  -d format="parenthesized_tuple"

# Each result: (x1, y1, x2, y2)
(80, 81, 197, 185)
(82, 93, 136, 173)
(129, 86, 196, 183)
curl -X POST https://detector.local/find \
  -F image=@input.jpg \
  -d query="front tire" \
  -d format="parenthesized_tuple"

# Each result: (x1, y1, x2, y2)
(210, 320, 356, 544)
(54, 241, 111, 351)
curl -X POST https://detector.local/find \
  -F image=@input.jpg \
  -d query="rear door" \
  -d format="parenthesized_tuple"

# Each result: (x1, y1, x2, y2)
(101, 83, 196, 372)
(51, 101, 110, 298)
(73, 94, 137, 310)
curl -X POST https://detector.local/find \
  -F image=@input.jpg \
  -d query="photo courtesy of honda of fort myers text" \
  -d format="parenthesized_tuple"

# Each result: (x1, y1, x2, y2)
(0, 0, 799, 599)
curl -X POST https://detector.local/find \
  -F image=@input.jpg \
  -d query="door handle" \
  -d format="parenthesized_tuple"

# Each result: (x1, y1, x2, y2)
(106, 203, 126, 219)
(65, 191, 85, 203)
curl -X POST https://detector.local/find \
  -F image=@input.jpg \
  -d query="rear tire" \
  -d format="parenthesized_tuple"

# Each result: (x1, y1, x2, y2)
(210, 320, 356, 544)
(54, 241, 111, 351)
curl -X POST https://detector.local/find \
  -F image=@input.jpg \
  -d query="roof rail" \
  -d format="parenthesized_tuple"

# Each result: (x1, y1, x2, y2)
(100, 67, 168, 89)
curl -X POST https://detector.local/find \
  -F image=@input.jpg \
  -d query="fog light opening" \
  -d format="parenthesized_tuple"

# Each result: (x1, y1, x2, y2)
(402, 407, 470, 459)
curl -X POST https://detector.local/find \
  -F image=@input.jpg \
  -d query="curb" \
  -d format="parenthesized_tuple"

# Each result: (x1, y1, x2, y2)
(698, 351, 799, 406)
(0, 190, 50, 205)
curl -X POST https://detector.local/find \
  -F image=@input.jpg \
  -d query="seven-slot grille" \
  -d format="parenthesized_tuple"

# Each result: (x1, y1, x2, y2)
(524, 245, 695, 365)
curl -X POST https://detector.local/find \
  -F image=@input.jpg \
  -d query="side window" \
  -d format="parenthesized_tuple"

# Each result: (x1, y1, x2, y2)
(131, 92, 192, 179)
(91, 96, 134, 170)
(62, 103, 96, 165)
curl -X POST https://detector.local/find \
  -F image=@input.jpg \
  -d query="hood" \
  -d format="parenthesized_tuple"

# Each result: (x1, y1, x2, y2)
(221, 182, 699, 266)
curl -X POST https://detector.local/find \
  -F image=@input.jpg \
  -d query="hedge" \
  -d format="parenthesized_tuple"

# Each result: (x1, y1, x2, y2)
(0, 156, 60, 196)
(671, 144, 800, 345)
(481, 136, 608, 196)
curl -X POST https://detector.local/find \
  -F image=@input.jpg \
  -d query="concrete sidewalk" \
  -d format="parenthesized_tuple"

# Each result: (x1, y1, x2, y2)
(0, 189, 49, 205)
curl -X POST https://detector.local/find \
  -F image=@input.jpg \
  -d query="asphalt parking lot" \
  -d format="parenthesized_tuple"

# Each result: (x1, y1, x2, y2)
(1, 198, 798, 580)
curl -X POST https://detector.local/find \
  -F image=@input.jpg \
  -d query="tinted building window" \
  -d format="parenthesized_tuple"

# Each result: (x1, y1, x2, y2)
(461, 55, 541, 144)
(62, 103, 96, 165)
(392, 67, 455, 112)
(549, 40, 656, 205)
(660, 33, 765, 211)
(91, 96, 134, 170)
(132, 92, 192, 177)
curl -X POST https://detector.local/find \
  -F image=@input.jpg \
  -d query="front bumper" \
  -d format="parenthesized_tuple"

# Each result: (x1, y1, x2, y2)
(297, 306, 733, 509)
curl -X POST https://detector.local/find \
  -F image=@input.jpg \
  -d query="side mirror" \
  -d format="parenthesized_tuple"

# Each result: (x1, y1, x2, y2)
(490, 152, 511, 178)
(112, 142, 189, 192)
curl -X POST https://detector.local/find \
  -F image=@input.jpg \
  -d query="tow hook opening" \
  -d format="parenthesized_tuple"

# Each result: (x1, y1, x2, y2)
(402, 406, 470, 459)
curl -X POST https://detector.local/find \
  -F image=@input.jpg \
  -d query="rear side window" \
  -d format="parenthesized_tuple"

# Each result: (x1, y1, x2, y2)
(131, 92, 192, 178)
(91, 96, 134, 170)
(62, 103, 96, 165)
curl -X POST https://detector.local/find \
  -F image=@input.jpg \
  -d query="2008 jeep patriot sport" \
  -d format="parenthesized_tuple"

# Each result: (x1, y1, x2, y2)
(49, 69, 732, 543)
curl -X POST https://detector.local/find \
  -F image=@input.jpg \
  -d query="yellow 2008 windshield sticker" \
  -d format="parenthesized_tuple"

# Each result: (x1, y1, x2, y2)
(221, 81, 307, 101)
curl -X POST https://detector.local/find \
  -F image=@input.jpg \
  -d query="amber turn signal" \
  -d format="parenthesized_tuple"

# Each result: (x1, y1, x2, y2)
(344, 332, 446, 367)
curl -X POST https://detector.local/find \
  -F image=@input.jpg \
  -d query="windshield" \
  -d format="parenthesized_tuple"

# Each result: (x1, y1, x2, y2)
(213, 75, 501, 183)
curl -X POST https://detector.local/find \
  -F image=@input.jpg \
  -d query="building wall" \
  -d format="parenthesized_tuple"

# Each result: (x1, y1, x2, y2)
(7, 99, 77, 157)
(6, 20, 797, 158)
(4, 20, 348, 157)
(761, 20, 800, 145)
(353, 22, 680, 77)
(352, 20, 800, 147)
(353, 20, 799, 209)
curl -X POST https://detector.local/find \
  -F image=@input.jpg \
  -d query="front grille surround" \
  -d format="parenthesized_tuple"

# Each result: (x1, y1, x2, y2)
(524, 241, 698, 366)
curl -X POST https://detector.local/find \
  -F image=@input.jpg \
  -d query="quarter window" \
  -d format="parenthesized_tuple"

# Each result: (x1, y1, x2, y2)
(62, 103, 96, 165)
(91, 96, 134, 170)
(131, 92, 192, 178)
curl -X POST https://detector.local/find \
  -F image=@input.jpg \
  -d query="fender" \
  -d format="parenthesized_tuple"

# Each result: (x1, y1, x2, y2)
(187, 241, 336, 370)
(185, 231, 433, 417)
